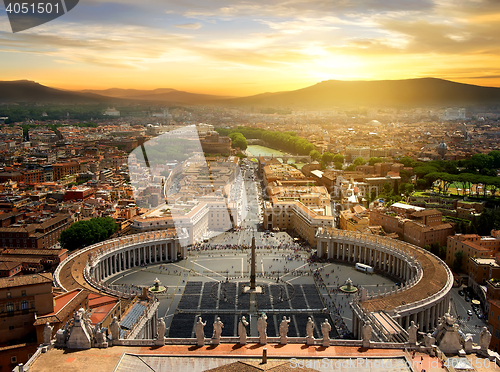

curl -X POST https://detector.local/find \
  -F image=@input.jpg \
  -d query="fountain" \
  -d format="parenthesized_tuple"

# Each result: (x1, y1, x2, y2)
(149, 278, 167, 294)
(340, 278, 358, 294)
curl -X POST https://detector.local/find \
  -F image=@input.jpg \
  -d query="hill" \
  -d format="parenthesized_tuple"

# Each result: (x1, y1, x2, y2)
(82, 88, 235, 104)
(222, 78, 500, 107)
(0, 80, 121, 104)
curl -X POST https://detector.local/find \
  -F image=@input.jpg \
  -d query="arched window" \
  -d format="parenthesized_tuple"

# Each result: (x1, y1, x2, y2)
(6, 302, 14, 312)
(21, 300, 28, 310)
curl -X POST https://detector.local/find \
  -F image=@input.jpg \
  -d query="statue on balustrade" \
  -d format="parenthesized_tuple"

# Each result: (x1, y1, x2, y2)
(306, 317, 315, 345)
(408, 320, 419, 345)
(43, 322, 53, 346)
(257, 313, 268, 344)
(321, 319, 331, 347)
(238, 316, 249, 344)
(195, 317, 206, 346)
(157, 318, 166, 344)
(279, 316, 291, 344)
(362, 321, 372, 348)
(109, 317, 120, 342)
(212, 317, 224, 344)
(480, 327, 492, 353)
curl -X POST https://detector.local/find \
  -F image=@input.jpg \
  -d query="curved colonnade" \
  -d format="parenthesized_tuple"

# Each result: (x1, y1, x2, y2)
(54, 230, 186, 294)
(55, 227, 452, 343)
(316, 228, 453, 339)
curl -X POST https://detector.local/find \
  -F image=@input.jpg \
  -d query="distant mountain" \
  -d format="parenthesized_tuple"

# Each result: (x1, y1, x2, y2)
(0, 80, 121, 103)
(222, 78, 500, 107)
(81, 88, 177, 98)
(82, 88, 235, 104)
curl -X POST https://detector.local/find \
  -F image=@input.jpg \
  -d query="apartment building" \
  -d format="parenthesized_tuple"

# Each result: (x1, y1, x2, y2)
(446, 231, 500, 275)
(370, 203, 453, 248)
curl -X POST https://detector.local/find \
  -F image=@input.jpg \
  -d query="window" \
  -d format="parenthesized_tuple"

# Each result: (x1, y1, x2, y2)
(11, 356, 17, 364)
(6, 302, 14, 312)
(21, 290, 26, 296)
(9, 326, 14, 330)
(21, 300, 28, 310)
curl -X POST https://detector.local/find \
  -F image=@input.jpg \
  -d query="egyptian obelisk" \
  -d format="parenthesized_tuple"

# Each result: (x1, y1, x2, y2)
(250, 234, 256, 290)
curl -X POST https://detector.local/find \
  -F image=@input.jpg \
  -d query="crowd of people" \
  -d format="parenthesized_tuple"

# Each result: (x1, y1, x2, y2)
(313, 265, 354, 338)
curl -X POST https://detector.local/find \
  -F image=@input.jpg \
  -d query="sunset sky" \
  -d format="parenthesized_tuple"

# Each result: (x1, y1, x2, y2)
(1, 0, 500, 96)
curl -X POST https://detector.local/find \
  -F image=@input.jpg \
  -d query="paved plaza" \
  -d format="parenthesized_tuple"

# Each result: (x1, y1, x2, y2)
(105, 228, 400, 340)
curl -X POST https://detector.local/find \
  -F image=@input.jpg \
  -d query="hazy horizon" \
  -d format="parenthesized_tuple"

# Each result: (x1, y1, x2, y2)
(1, 0, 499, 96)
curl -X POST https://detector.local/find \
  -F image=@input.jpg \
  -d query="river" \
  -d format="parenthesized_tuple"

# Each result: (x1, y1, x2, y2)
(246, 145, 305, 169)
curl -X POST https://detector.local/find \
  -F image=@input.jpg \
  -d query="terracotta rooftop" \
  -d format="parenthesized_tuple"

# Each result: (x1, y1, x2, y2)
(0, 272, 52, 289)
(0, 261, 21, 270)
(28, 343, 408, 372)
(361, 248, 448, 312)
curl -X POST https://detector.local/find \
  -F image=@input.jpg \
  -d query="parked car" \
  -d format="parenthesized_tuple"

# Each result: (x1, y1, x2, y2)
(458, 290, 465, 296)
(464, 297, 470, 302)
(467, 310, 473, 316)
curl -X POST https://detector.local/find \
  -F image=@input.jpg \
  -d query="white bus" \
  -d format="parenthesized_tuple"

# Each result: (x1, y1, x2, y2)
(355, 262, 373, 273)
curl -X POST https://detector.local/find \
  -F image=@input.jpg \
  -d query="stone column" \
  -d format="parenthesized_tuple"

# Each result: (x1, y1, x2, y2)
(352, 316, 358, 337)
(418, 311, 424, 331)
(171, 243, 176, 262)
(423, 308, 428, 331)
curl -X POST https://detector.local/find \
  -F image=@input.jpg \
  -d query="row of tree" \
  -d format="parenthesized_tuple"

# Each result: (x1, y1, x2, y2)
(399, 151, 500, 177)
(216, 127, 315, 155)
(59, 217, 119, 250)
(424, 172, 500, 197)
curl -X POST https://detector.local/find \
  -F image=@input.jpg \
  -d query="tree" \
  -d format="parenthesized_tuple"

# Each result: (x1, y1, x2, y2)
(416, 179, 428, 190)
(333, 154, 344, 164)
(309, 150, 321, 161)
(321, 152, 335, 165)
(368, 157, 383, 166)
(393, 180, 399, 195)
(399, 169, 412, 183)
(399, 183, 415, 197)
(413, 165, 438, 179)
(229, 133, 248, 150)
(59, 217, 119, 250)
(381, 182, 392, 195)
(453, 250, 464, 272)
(334, 161, 343, 170)
(353, 157, 365, 166)
(398, 156, 417, 168)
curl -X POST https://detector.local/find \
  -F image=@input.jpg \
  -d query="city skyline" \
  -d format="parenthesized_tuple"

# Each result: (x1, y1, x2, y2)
(0, 0, 500, 96)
